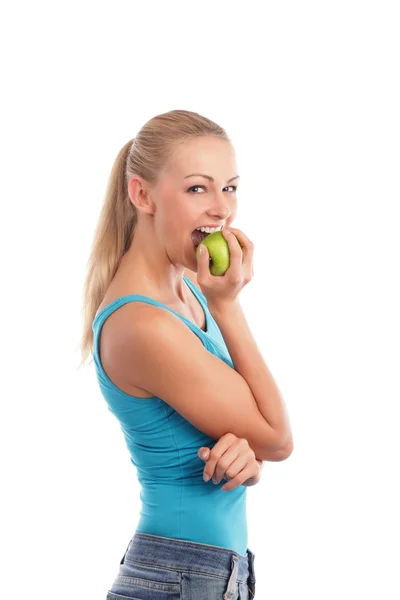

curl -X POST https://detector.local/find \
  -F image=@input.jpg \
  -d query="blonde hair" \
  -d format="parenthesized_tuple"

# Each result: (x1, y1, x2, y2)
(78, 109, 231, 367)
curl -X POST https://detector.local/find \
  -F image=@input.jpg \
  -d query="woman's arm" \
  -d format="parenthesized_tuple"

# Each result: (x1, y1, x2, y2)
(209, 300, 293, 456)
(186, 267, 293, 460)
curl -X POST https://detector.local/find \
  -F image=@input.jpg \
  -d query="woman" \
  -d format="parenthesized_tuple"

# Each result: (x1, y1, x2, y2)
(80, 109, 293, 599)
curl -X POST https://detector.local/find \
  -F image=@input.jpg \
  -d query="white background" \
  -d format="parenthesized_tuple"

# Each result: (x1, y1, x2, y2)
(1, 1, 399, 598)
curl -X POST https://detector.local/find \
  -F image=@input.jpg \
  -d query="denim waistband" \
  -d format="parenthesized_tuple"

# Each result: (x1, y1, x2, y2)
(120, 532, 256, 589)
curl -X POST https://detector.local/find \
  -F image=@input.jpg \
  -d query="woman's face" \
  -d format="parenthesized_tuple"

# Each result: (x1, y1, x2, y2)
(154, 136, 239, 268)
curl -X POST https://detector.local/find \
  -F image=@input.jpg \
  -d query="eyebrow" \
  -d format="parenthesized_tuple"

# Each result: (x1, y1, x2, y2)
(184, 173, 240, 183)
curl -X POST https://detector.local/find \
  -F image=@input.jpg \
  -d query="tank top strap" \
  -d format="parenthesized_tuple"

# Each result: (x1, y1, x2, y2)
(92, 276, 213, 362)
(183, 274, 208, 310)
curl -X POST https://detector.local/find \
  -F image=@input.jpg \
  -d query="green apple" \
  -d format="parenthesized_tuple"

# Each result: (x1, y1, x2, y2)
(195, 230, 243, 276)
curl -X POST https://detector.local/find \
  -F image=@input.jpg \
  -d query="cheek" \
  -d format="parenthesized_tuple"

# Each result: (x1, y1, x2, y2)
(227, 209, 238, 226)
(164, 192, 188, 220)
(157, 195, 183, 229)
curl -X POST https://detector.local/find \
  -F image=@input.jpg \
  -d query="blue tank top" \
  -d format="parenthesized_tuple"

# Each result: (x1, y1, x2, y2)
(92, 274, 248, 555)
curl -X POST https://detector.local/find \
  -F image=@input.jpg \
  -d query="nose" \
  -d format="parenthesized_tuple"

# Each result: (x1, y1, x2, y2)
(206, 191, 233, 221)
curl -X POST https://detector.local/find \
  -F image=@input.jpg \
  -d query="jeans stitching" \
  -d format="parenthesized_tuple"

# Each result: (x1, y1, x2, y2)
(134, 532, 250, 558)
(115, 574, 180, 592)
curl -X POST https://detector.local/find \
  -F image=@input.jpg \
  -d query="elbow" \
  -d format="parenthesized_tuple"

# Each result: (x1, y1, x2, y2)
(277, 438, 294, 460)
(263, 437, 294, 462)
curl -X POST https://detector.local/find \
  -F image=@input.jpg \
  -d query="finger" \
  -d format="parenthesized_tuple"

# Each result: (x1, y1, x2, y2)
(202, 434, 237, 482)
(221, 464, 257, 491)
(222, 228, 242, 253)
(221, 229, 242, 274)
(227, 227, 253, 252)
(196, 243, 211, 279)
(229, 229, 254, 281)
(203, 450, 218, 482)
(212, 447, 246, 484)
(210, 437, 251, 484)
(198, 447, 209, 461)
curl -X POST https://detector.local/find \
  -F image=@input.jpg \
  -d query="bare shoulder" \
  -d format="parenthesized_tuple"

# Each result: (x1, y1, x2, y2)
(99, 301, 177, 398)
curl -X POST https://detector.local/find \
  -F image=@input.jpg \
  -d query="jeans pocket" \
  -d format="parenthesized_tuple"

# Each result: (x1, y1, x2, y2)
(107, 590, 180, 600)
(181, 571, 239, 600)
(108, 561, 181, 600)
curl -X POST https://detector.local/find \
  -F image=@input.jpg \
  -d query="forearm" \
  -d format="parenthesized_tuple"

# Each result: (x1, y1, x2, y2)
(209, 299, 293, 452)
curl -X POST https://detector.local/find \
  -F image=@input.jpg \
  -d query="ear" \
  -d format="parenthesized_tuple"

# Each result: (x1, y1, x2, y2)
(128, 176, 156, 215)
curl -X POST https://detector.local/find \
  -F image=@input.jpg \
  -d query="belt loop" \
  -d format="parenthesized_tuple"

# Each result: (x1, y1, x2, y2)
(247, 548, 256, 597)
(223, 554, 239, 599)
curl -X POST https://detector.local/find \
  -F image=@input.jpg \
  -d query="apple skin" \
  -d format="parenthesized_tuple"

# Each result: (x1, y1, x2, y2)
(195, 230, 243, 276)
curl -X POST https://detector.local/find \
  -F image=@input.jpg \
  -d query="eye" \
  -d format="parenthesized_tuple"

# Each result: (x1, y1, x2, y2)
(187, 185, 238, 193)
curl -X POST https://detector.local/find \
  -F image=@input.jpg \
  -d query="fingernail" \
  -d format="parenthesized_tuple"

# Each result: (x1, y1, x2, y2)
(203, 473, 210, 482)
(201, 451, 207, 459)
(199, 245, 205, 254)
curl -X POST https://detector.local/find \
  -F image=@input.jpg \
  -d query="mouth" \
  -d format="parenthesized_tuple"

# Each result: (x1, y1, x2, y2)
(191, 229, 210, 249)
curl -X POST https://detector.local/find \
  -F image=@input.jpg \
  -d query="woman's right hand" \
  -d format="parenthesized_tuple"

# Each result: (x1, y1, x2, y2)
(196, 227, 255, 309)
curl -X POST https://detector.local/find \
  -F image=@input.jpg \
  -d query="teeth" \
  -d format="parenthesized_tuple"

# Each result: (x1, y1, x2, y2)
(195, 226, 222, 233)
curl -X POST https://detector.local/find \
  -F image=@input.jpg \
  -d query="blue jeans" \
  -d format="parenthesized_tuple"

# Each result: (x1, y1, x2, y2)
(106, 532, 257, 599)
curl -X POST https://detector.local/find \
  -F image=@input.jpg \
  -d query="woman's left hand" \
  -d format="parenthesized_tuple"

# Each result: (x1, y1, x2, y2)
(198, 433, 262, 491)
